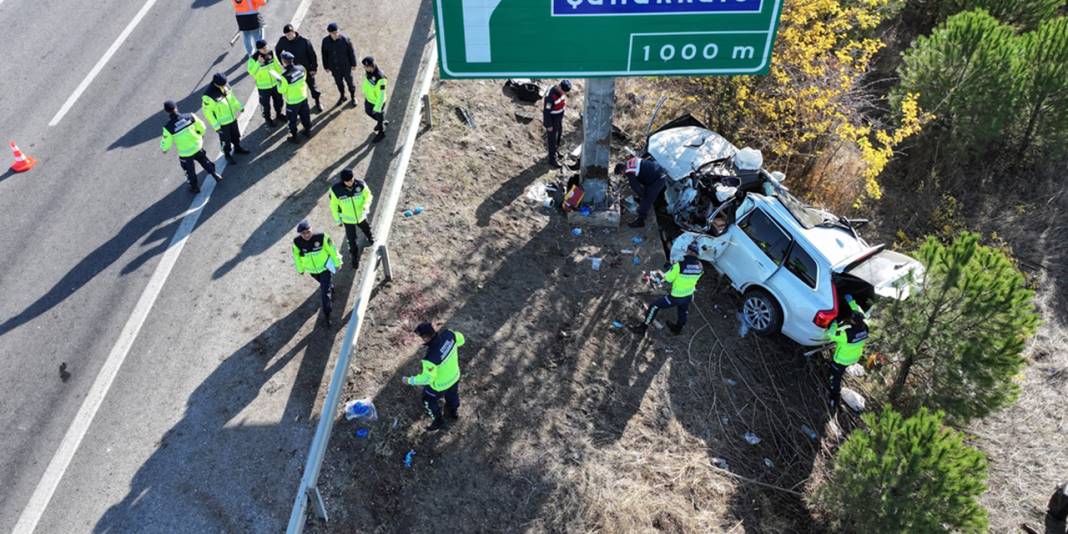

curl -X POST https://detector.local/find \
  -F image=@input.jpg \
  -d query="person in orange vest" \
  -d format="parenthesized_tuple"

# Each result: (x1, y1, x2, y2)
(232, 0, 267, 57)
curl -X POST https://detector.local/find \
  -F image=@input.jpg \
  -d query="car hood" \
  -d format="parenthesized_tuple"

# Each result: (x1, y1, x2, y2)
(647, 126, 736, 181)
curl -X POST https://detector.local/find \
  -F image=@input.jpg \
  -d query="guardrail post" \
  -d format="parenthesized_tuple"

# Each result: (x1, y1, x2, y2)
(380, 245, 394, 282)
(310, 486, 328, 521)
(422, 93, 433, 129)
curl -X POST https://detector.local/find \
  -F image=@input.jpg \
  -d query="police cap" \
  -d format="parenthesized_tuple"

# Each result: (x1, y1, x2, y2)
(255, 39, 268, 49)
(163, 100, 177, 113)
(212, 73, 227, 86)
(280, 51, 295, 61)
(361, 56, 375, 67)
(296, 219, 311, 234)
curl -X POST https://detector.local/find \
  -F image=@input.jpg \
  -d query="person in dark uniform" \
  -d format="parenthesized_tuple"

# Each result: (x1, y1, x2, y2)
(291, 219, 342, 326)
(542, 79, 572, 168)
(159, 101, 222, 193)
(275, 24, 323, 113)
(321, 22, 358, 107)
(401, 322, 465, 431)
(614, 157, 668, 228)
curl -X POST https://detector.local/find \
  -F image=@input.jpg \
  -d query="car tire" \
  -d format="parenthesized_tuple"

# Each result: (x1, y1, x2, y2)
(742, 288, 782, 337)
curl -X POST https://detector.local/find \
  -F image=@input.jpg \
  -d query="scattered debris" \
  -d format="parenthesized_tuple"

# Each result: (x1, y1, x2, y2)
(724, 378, 737, 386)
(711, 457, 730, 471)
(630, 236, 644, 245)
(514, 110, 536, 123)
(590, 257, 602, 270)
(403, 449, 416, 469)
(620, 248, 635, 254)
(632, 256, 642, 265)
(344, 399, 378, 422)
(763, 458, 775, 469)
(455, 106, 476, 128)
(846, 363, 865, 377)
(610, 321, 625, 330)
(840, 387, 866, 412)
(801, 425, 818, 441)
(743, 431, 761, 445)
(571, 228, 582, 237)
(579, 205, 591, 217)
(354, 428, 369, 439)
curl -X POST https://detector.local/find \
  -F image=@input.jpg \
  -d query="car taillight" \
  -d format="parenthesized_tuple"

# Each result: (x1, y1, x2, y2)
(813, 283, 839, 328)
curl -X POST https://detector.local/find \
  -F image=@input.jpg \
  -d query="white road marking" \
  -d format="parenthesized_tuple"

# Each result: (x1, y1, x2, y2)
(48, 0, 160, 127)
(14, 84, 261, 534)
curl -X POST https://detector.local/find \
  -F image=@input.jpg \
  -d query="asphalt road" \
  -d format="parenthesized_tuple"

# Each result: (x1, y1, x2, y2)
(0, 0, 433, 531)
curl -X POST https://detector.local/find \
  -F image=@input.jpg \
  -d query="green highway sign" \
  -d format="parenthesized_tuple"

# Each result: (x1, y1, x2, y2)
(433, 0, 784, 78)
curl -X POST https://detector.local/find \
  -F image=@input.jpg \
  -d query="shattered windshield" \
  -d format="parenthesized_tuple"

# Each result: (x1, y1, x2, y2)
(770, 187, 836, 230)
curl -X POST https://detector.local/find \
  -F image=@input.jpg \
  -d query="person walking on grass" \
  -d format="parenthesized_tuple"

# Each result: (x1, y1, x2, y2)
(401, 322, 464, 431)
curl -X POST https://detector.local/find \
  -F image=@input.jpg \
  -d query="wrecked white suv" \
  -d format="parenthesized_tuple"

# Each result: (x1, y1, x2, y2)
(644, 116, 923, 347)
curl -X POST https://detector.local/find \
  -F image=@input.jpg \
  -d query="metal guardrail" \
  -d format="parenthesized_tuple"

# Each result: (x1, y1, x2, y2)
(285, 42, 438, 534)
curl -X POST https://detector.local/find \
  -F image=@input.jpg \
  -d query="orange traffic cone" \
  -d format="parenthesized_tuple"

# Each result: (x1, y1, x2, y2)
(9, 141, 36, 173)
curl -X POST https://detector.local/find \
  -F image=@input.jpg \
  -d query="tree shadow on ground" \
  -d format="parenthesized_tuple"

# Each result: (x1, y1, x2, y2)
(93, 266, 356, 532)
(313, 212, 618, 532)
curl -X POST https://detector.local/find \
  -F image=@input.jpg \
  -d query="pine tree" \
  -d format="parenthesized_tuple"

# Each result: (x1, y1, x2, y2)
(875, 232, 1040, 423)
(814, 407, 989, 533)
(1014, 17, 1068, 156)
(894, 10, 1019, 158)
(937, 0, 1063, 29)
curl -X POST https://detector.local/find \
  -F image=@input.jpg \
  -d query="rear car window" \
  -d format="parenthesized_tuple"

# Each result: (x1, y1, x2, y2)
(738, 209, 792, 265)
(785, 245, 818, 289)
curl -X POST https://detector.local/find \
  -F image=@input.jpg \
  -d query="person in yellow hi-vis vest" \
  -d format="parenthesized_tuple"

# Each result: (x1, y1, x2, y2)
(273, 51, 313, 144)
(361, 56, 389, 142)
(202, 73, 248, 164)
(826, 295, 868, 412)
(402, 322, 464, 431)
(328, 169, 374, 269)
(292, 219, 342, 326)
(631, 240, 704, 336)
(247, 39, 283, 127)
(160, 101, 222, 193)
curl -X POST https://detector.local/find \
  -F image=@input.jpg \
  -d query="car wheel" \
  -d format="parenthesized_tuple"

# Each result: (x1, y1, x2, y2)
(742, 289, 782, 336)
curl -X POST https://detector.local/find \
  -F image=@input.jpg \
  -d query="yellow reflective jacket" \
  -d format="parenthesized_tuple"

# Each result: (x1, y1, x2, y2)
(291, 233, 341, 275)
(362, 70, 387, 112)
(407, 330, 464, 392)
(664, 255, 704, 298)
(160, 113, 208, 158)
(201, 84, 243, 129)
(273, 65, 308, 105)
(329, 180, 373, 224)
(247, 52, 282, 90)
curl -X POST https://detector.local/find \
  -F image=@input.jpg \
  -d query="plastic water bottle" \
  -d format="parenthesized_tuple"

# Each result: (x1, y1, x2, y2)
(610, 321, 625, 329)
(403, 450, 416, 469)
(344, 399, 378, 422)
(579, 205, 591, 217)
(403, 210, 414, 218)
(571, 228, 582, 236)
(414, 207, 424, 215)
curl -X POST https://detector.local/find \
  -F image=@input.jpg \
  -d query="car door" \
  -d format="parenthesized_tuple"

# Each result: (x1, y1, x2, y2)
(714, 207, 792, 290)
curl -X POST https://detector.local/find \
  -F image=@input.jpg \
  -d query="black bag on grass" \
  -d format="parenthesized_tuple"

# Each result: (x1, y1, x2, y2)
(504, 79, 542, 102)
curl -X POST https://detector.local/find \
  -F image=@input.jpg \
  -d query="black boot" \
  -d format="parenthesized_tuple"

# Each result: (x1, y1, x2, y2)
(313, 99, 322, 113)
(629, 323, 648, 336)
(445, 406, 459, 421)
(627, 218, 646, 229)
(234, 145, 250, 154)
(302, 129, 312, 138)
(426, 418, 446, 431)
(373, 130, 386, 143)
(288, 136, 300, 144)
(188, 181, 201, 193)
(225, 154, 237, 164)
(668, 322, 683, 335)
